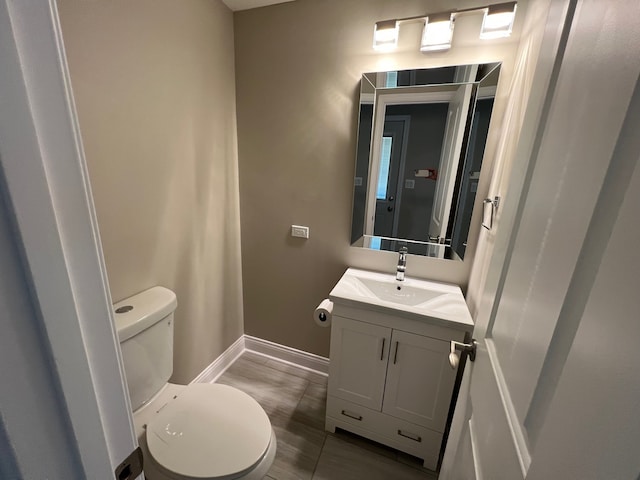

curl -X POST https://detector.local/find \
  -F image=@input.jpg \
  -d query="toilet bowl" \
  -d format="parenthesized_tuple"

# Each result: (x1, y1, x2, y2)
(114, 287, 276, 480)
(133, 383, 276, 480)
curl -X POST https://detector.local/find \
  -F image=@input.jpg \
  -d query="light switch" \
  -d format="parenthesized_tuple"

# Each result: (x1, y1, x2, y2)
(291, 225, 309, 239)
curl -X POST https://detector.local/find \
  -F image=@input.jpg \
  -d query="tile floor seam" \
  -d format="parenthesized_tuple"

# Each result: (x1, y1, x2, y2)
(310, 430, 329, 480)
(294, 379, 312, 412)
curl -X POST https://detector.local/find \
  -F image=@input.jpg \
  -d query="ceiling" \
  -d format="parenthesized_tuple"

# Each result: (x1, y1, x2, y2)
(222, 0, 296, 11)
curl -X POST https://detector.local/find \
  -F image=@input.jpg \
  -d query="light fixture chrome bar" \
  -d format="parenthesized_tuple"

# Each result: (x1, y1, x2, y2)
(372, 1, 517, 53)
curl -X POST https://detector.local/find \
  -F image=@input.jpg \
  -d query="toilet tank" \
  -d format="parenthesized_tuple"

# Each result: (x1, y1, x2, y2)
(114, 286, 177, 411)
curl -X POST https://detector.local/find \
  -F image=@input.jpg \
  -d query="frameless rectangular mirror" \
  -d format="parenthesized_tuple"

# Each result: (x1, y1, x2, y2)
(351, 62, 501, 260)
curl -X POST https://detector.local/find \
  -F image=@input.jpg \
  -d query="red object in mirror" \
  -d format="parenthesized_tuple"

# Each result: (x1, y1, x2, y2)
(415, 168, 438, 180)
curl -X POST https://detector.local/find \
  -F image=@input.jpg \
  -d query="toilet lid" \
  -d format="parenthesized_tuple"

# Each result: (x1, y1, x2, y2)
(146, 383, 272, 479)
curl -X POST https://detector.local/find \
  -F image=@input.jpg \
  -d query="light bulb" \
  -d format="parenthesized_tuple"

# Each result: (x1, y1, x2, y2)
(480, 2, 517, 39)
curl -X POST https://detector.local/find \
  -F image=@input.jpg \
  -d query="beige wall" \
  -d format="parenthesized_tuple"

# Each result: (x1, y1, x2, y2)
(234, 0, 527, 357)
(58, 0, 243, 383)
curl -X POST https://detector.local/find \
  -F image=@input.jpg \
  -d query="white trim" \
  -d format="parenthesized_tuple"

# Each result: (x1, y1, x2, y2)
(485, 339, 531, 474)
(366, 91, 445, 235)
(469, 416, 483, 480)
(190, 336, 247, 384)
(377, 87, 456, 103)
(244, 335, 330, 375)
(0, 0, 136, 476)
(361, 92, 375, 104)
(189, 335, 329, 386)
(365, 87, 459, 236)
(478, 85, 498, 99)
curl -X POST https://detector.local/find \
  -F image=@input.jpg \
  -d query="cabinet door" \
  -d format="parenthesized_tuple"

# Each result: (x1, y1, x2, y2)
(382, 330, 457, 432)
(328, 316, 391, 410)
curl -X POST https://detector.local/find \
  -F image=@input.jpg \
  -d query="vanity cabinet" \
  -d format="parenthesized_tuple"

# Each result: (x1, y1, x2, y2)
(328, 317, 390, 410)
(326, 303, 470, 470)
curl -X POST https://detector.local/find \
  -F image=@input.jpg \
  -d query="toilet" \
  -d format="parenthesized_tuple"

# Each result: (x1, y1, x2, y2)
(114, 286, 276, 480)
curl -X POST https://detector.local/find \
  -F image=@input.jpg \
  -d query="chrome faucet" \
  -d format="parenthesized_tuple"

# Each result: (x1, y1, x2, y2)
(396, 246, 408, 281)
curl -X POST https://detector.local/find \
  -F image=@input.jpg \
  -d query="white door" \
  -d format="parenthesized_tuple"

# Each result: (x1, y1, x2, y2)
(0, 1, 139, 478)
(373, 119, 407, 239)
(328, 316, 391, 410)
(382, 330, 456, 432)
(442, 1, 640, 479)
(428, 83, 473, 254)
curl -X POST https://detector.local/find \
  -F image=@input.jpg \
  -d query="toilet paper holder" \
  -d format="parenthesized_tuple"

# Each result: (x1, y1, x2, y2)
(314, 299, 333, 327)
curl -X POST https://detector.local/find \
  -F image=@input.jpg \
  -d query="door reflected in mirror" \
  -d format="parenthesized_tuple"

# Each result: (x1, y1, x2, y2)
(351, 63, 500, 260)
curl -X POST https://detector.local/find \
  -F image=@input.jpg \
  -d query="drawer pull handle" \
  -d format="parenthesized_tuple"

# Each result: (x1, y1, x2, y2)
(341, 410, 363, 421)
(380, 338, 386, 360)
(393, 341, 399, 364)
(397, 430, 422, 443)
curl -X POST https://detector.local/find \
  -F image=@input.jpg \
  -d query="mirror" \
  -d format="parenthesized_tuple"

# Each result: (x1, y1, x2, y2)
(350, 63, 501, 260)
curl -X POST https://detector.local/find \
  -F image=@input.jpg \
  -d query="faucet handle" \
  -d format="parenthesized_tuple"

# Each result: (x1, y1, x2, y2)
(399, 246, 408, 254)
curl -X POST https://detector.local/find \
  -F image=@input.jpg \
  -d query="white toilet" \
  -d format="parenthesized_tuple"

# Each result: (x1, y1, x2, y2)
(114, 286, 276, 480)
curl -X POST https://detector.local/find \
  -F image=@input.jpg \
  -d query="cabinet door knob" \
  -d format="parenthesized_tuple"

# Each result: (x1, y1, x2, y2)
(449, 340, 477, 369)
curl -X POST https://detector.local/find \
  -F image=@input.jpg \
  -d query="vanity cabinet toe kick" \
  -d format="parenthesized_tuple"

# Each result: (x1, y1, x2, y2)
(325, 304, 472, 471)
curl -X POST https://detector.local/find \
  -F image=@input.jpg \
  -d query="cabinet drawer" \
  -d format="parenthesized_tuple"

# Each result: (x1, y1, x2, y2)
(326, 395, 442, 469)
(327, 395, 377, 431)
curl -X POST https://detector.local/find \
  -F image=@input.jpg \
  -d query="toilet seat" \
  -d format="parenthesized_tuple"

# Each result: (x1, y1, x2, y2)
(146, 383, 272, 479)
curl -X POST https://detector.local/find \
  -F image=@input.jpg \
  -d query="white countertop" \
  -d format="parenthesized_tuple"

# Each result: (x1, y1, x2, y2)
(329, 268, 473, 331)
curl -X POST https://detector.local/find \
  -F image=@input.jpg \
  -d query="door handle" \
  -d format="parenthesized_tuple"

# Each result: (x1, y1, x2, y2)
(449, 340, 477, 369)
(387, 206, 394, 212)
(380, 338, 386, 361)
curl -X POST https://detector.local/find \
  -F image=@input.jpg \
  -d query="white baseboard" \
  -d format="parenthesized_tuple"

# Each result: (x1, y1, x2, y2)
(190, 335, 246, 384)
(191, 334, 330, 384)
(244, 335, 329, 375)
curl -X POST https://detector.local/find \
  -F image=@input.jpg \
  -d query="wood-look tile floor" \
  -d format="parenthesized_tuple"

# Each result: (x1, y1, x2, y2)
(215, 351, 438, 480)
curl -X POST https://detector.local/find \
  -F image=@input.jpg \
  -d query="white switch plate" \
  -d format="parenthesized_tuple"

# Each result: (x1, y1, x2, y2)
(291, 225, 309, 239)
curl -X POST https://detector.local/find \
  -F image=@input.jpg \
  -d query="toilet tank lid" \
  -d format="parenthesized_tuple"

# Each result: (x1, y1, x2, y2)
(113, 287, 177, 342)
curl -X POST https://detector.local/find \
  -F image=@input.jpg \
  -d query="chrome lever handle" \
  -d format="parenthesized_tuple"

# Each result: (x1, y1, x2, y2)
(449, 340, 477, 369)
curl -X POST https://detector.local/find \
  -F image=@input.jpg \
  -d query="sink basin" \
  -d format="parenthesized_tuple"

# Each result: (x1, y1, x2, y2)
(357, 277, 444, 306)
(329, 268, 473, 329)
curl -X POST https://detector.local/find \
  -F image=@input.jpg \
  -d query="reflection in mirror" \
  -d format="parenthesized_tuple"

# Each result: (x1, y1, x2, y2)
(351, 63, 500, 260)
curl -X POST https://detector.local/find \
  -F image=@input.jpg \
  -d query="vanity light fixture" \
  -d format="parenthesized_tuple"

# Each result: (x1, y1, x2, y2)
(373, 1, 517, 53)
(373, 20, 399, 51)
(421, 13, 455, 52)
(480, 2, 517, 39)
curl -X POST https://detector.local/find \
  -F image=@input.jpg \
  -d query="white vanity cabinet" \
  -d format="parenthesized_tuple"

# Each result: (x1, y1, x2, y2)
(325, 269, 473, 471)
